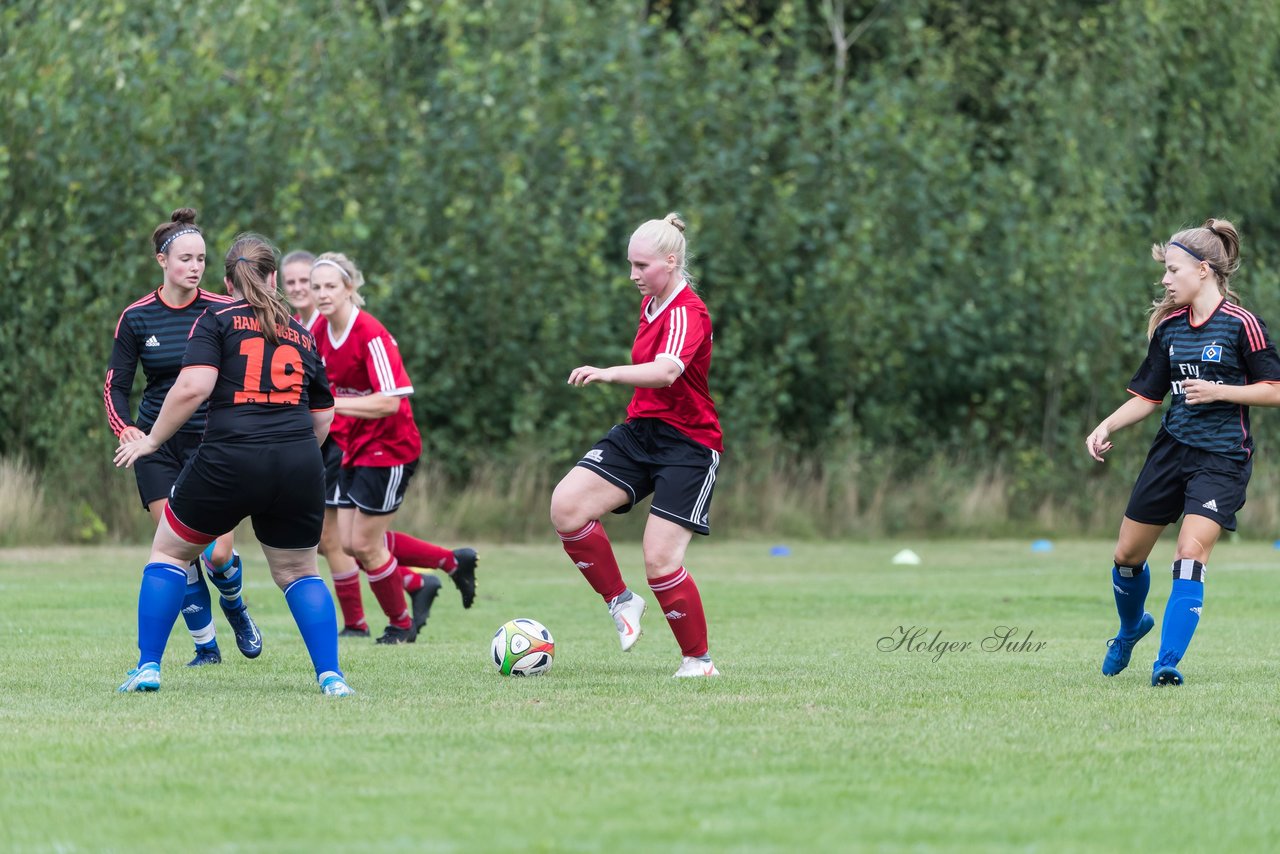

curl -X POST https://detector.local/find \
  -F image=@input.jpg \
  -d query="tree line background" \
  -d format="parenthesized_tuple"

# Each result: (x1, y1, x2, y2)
(5, 0, 1280, 542)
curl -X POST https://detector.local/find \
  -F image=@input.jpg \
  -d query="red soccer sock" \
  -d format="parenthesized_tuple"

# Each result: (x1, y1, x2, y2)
(557, 520, 626, 603)
(362, 556, 411, 628)
(331, 569, 368, 631)
(386, 530, 457, 572)
(649, 567, 709, 658)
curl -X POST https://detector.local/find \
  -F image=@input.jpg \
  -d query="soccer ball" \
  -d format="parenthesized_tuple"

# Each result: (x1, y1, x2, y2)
(491, 618, 555, 676)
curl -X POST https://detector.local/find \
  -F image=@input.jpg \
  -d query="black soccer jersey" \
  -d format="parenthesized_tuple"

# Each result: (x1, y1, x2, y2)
(1128, 300, 1280, 459)
(104, 287, 236, 437)
(183, 301, 334, 445)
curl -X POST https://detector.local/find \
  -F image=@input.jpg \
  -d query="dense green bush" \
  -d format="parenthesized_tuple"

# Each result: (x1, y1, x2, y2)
(4, 0, 1280, 536)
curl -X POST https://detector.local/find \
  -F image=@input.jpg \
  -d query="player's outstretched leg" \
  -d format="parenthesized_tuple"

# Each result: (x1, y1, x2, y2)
(384, 531, 477, 609)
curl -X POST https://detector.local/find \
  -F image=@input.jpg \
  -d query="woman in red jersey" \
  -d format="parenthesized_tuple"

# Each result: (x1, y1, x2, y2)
(550, 213, 723, 678)
(104, 208, 261, 666)
(280, 248, 371, 637)
(309, 252, 477, 644)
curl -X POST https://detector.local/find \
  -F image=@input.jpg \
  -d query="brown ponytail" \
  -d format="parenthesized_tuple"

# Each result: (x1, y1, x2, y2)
(1147, 218, 1242, 339)
(224, 234, 290, 344)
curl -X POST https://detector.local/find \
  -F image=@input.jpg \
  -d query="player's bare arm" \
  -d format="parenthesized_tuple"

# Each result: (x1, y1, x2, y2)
(334, 393, 402, 419)
(568, 359, 680, 389)
(1085, 395, 1161, 462)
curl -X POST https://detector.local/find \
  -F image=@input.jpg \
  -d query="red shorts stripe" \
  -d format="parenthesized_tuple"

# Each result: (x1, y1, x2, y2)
(164, 502, 217, 545)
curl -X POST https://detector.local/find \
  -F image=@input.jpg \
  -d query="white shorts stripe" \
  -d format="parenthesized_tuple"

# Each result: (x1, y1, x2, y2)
(690, 449, 719, 524)
(382, 465, 403, 512)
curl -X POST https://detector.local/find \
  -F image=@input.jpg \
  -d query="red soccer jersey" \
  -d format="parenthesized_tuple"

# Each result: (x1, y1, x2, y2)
(296, 310, 348, 450)
(313, 308, 422, 466)
(295, 311, 320, 334)
(626, 282, 723, 452)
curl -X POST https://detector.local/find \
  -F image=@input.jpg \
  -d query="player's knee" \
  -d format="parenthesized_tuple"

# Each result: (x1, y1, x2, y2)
(269, 563, 314, 590)
(348, 536, 385, 567)
(549, 492, 584, 533)
(203, 537, 233, 566)
(1174, 538, 1210, 563)
(642, 552, 681, 579)
(1113, 550, 1146, 568)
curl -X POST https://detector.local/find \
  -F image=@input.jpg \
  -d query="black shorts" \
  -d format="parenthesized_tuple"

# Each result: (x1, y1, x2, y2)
(336, 459, 418, 516)
(575, 418, 720, 535)
(321, 436, 343, 507)
(132, 430, 203, 509)
(167, 437, 326, 549)
(1125, 428, 1252, 531)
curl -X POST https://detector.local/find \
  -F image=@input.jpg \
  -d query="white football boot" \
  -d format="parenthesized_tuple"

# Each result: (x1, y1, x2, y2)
(673, 656, 720, 678)
(607, 592, 646, 652)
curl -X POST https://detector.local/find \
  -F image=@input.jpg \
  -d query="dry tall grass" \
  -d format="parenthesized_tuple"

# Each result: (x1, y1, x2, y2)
(390, 448, 1151, 543)
(0, 458, 47, 545)
(13, 449, 1280, 545)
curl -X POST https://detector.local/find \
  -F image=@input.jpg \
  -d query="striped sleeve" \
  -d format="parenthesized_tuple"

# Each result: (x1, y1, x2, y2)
(104, 312, 139, 437)
(654, 305, 706, 374)
(1222, 303, 1267, 352)
(366, 335, 414, 396)
(1225, 305, 1280, 382)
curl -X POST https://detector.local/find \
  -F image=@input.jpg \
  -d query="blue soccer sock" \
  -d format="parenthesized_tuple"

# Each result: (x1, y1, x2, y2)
(181, 563, 217, 650)
(137, 562, 188, 668)
(284, 575, 341, 681)
(204, 544, 245, 610)
(1111, 562, 1150, 635)
(1157, 560, 1205, 666)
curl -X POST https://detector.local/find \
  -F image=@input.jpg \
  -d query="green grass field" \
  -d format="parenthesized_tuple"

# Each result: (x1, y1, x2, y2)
(2, 538, 1279, 852)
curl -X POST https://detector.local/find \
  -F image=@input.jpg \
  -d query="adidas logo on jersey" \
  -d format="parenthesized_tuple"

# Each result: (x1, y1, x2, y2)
(144, 335, 161, 348)
(663, 609, 686, 620)
(181, 603, 204, 615)
(1202, 499, 1219, 511)
(1190, 606, 1203, 615)
(574, 561, 593, 569)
